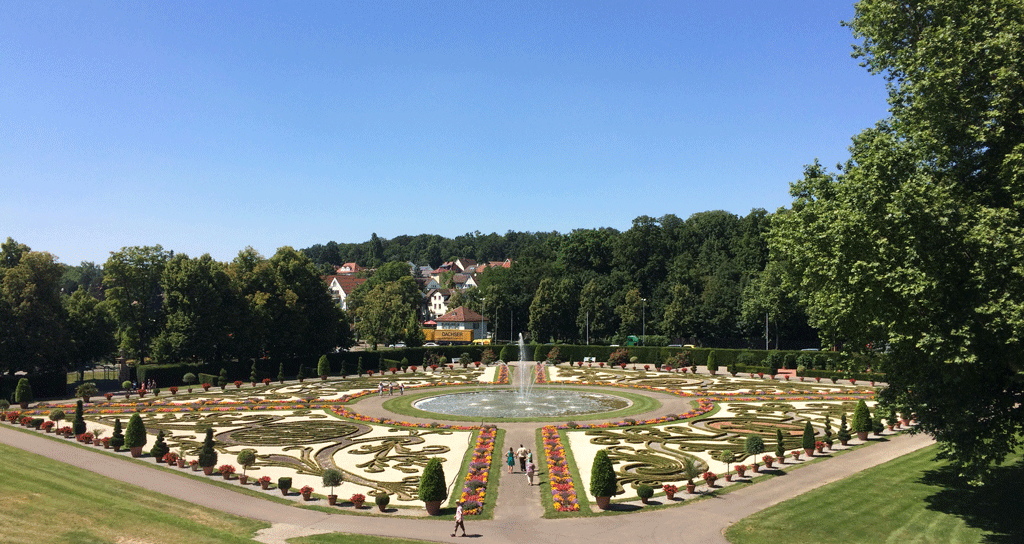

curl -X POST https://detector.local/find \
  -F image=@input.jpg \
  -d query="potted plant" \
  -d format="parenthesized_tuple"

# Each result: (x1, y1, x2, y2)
(662, 484, 678, 500)
(636, 484, 654, 504)
(237, 449, 257, 485)
(735, 464, 748, 478)
(122, 380, 133, 398)
(258, 476, 272, 490)
(702, 471, 717, 487)
(300, 486, 314, 501)
(169, 386, 178, 395)
(682, 455, 702, 494)
(419, 458, 448, 515)
(163, 452, 179, 466)
(322, 468, 343, 505)
(198, 428, 218, 475)
(718, 449, 736, 481)
(802, 421, 816, 457)
(190, 460, 201, 472)
(15, 378, 32, 409)
(375, 493, 391, 512)
(837, 413, 852, 446)
(75, 382, 99, 403)
(318, 354, 331, 380)
(233, 380, 243, 389)
(93, 428, 106, 446)
(124, 413, 147, 457)
(589, 449, 617, 509)
(774, 428, 786, 464)
(815, 440, 826, 454)
(48, 409, 65, 433)
(350, 493, 366, 508)
(745, 435, 765, 472)
(41, 420, 54, 432)
(851, 399, 876, 442)
(791, 449, 802, 461)
(278, 477, 292, 496)
(110, 419, 125, 451)
(219, 465, 236, 480)
(150, 430, 169, 462)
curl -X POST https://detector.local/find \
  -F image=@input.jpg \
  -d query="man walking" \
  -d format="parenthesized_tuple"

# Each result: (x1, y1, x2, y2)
(451, 501, 467, 537)
(516, 444, 527, 472)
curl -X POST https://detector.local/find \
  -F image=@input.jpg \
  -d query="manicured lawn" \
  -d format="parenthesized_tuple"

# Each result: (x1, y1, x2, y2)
(726, 444, 1023, 544)
(288, 535, 436, 544)
(0, 442, 268, 544)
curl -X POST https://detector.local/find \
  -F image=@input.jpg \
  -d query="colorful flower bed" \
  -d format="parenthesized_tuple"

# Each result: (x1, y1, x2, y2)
(535, 362, 547, 384)
(458, 426, 496, 515)
(495, 363, 510, 384)
(542, 426, 580, 512)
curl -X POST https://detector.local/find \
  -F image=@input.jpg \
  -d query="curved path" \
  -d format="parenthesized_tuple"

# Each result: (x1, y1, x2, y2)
(1, 364, 934, 544)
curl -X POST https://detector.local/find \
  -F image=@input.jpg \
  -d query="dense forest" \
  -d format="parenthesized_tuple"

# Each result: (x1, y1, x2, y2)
(302, 209, 818, 350)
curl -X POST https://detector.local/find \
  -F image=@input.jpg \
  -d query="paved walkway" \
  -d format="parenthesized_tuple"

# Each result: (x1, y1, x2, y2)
(1, 364, 932, 544)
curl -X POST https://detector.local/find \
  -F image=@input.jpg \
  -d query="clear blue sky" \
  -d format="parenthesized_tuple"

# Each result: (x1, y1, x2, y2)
(2, 1, 889, 266)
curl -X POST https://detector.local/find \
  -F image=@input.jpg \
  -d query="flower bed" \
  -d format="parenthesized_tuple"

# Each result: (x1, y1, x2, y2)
(458, 426, 496, 515)
(542, 426, 580, 512)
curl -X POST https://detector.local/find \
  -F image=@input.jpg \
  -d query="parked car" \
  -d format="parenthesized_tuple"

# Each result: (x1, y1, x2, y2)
(423, 342, 438, 347)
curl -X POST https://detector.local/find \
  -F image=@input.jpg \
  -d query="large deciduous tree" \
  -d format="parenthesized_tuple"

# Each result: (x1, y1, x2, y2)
(772, 0, 1024, 478)
(0, 242, 70, 374)
(103, 246, 171, 363)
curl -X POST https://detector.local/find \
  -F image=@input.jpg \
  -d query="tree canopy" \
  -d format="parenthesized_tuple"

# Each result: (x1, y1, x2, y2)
(772, 0, 1024, 478)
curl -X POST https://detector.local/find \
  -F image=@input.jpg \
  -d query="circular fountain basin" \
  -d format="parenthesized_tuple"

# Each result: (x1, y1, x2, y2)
(412, 389, 631, 418)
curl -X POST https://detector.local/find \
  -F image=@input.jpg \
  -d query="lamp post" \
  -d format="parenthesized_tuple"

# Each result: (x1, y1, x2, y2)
(641, 298, 646, 346)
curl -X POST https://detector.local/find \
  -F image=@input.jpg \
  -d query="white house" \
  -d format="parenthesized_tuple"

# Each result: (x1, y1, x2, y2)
(325, 275, 367, 310)
(437, 306, 489, 340)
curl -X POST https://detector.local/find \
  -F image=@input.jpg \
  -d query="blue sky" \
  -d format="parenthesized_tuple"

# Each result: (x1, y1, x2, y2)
(2, 1, 889, 266)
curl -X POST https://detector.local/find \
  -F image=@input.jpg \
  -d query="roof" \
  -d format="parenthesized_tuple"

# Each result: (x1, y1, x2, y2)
(437, 306, 488, 323)
(325, 275, 367, 294)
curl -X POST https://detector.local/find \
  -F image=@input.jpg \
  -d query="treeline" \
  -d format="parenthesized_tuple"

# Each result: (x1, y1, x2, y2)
(0, 239, 352, 388)
(302, 210, 818, 349)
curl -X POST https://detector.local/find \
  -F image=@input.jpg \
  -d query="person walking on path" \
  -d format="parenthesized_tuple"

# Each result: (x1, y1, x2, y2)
(451, 501, 467, 537)
(526, 459, 536, 486)
(516, 444, 527, 472)
(506, 448, 515, 474)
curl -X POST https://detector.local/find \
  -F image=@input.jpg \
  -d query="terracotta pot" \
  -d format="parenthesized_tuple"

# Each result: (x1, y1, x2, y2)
(261, 481, 271, 490)
(280, 487, 290, 496)
(840, 439, 849, 446)
(203, 466, 214, 476)
(302, 491, 312, 501)
(424, 500, 443, 515)
(764, 460, 773, 468)
(594, 496, 611, 510)
(222, 472, 232, 480)
(805, 448, 814, 457)
(130, 447, 143, 457)
(378, 504, 387, 512)
(816, 446, 824, 453)
(176, 459, 186, 468)
(239, 474, 248, 484)
(82, 397, 90, 404)
(725, 474, 732, 482)
(352, 500, 364, 508)
(857, 431, 869, 441)
(328, 494, 337, 505)
(686, 483, 696, 494)
(665, 491, 675, 500)
(640, 498, 649, 504)
(736, 468, 746, 478)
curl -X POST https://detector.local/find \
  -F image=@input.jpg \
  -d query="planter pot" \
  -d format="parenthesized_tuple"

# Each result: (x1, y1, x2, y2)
(706, 478, 717, 487)
(19, 402, 29, 409)
(378, 504, 387, 512)
(352, 500, 364, 509)
(764, 460, 773, 468)
(816, 446, 824, 453)
(104, 443, 111, 449)
(840, 439, 849, 446)
(82, 397, 90, 404)
(130, 447, 143, 458)
(594, 496, 611, 510)
(222, 472, 232, 480)
(280, 487, 290, 496)
(857, 431, 869, 441)
(725, 474, 733, 482)
(665, 491, 675, 500)
(328, 494, 337, 505)
(686, 483, 696, 494)
(640, 498, 650, 504)
(203, 466, 214, 476)
(424, 500, 444, 515)
(239, 475, 248, 485)
(261, 481, 271, 490)
(302, 491, 312, 501)
(752, 464, 760, 473)
(175, 458, 185, 468)
(736, 468, 746, 478)
(805, 448, 814, 457)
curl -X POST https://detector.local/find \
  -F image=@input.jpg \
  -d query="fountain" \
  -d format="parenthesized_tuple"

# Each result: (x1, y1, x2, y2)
(410, 332, 633, 419)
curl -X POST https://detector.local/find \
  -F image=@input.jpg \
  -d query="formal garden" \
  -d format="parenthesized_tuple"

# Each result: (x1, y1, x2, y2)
(1, 355, 908, 523)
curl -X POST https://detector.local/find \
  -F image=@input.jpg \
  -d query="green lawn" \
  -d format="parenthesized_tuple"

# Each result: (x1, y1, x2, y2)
(726, 444, 1023, 544)
(288, 535, 437, 544)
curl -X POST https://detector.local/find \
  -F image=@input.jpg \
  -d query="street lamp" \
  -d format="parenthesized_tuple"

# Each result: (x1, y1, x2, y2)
(641, 298, 646, 345)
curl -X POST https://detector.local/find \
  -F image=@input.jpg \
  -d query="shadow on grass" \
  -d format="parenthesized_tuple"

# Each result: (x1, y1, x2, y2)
(919, 458, 1024, 544)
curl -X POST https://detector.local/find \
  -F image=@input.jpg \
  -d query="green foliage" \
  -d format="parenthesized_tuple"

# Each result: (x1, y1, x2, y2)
(278, 477, 292, 491)
(765, 352, 781, 375)
(745, 435, 765, 460)
(480, 349, 495, 366)
(277, 363, 284, 382)
(823, 415, 833, 439)
(636, 484, 654, 500)
(533, 344, 546, 362)
(249, 361, 258, 383)
(122, 380, 133, 390)
(73, 400, 86, 436)
(150, 430, 169, 460)
(418, 457, 448, 502)
(110, 418, 125, 450)
(124, 413, 147, 449)
(217, 367, 228, 388)
(296, 365, 307, 380)
(707, 350, 718, 372)
(197, 428, 217, 468)
(321, 468, 343, 495)
(775, 428, 786, 457)
(182, 373, 197, 385)
(718, 449, 736, 471)
(48, 409, 65, 425)
(14, 378, 32, 404)
(681, 455, 702, 486)
(75, 382, 99, 398)
(837, 413, 852, 443)
(375, 493, 390, 507)
(236, 449, 257, 476)
(589, 449, 617, 497)
(802, 421, 815, 450)
(852, 400, 872, 433)
(499, 344, 514, 362)
(317, 355, 330, 377)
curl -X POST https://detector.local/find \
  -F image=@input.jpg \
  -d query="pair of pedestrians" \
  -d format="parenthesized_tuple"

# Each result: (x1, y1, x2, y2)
(510, 444, 537, 484)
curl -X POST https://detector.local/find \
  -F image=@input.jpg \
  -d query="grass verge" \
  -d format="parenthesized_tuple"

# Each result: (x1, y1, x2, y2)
(0, 442, 268, 544)
(726, 443, 1024, 544)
